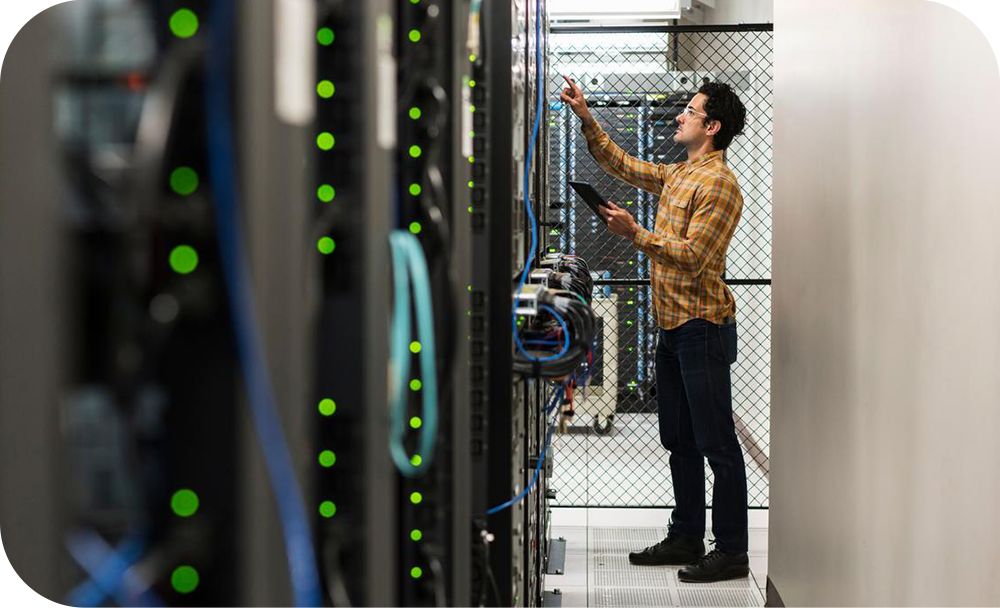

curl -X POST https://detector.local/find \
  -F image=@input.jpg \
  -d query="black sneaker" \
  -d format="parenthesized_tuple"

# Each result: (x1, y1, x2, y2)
(677, 548, 749, 583)
(628, 534, 705, 566)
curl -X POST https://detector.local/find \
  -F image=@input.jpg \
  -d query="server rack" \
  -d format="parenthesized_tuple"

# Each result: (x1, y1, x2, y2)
(392, 0, 472, 605)
(2, 1, 548, 605)
(0, 1, 314, 604)
(312, 0, 398, 605)
(0, 1, 382, 604)
(471, 0, 552, 605)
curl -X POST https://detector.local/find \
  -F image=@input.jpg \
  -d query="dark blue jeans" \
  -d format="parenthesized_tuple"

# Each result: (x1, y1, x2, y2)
(656, 319, 748, 553)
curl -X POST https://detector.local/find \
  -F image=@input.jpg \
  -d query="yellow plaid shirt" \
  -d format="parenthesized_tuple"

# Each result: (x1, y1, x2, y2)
(582, 120, 744, 330)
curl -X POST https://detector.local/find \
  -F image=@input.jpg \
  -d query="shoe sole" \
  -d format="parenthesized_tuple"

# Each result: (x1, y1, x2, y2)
(677, 566, 750, 583)
(629, 560, 701, 566)
(628, 555, 703, 567)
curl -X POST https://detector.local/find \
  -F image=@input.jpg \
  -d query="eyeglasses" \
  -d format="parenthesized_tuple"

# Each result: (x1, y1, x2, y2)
(679, 106, 708, 118)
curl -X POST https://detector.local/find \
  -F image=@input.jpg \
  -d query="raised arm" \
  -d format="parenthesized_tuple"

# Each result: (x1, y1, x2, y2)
(560, 75, 669, 195)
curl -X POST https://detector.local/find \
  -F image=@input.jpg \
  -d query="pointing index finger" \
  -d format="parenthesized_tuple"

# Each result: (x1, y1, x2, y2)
(562, 74, 577, 90)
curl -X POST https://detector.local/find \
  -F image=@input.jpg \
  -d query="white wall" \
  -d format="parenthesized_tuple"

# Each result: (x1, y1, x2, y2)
(701, 0, 773, 25)
(771, 0, 1000, 605)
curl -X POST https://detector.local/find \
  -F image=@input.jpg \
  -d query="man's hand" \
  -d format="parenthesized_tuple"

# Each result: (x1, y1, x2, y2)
(559, 75, 595, 126)
(599, 202, 640, 240)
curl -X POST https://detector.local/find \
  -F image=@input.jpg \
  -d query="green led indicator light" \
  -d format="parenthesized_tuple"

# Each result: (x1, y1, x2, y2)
(468, 156, 475, 163)
(627, 299, 635, 305)
(409, 145, 422, 158)
(171, 565, 199, 594)
(410, 416, 422, 430)
(468, 180, 474, 188)
(548, 247, 558, 253)
(169, 245, 199, 275)
(627, 320, 634, 327)
(318, 398, 336, 416)
(629, 287, 636, 293)
(319, 501, 337, 518)
(317, 237, 336, 255)
(410, 454, 422, 466)
(170, 167, 199, 196)
(408, 29, 422, 43)
(169, 9, 199, 39)
(317, 28, 335, 46)
(318, 450, 336, 468)
(317, 185, 336, 203)
(410, 492, 423, 505)
(469, 54, 477, 62)
(467, 206, 474, 214)
(317, 132, 335, 151)
(410, 0, 420, 4)
(549, 229, 560, 236)
(409, 379, 422, 391)
(317, 80, 336, 98)
(470, 104, 476, 113)
(410, 529, 423, 542)
(410, 567, 423, 579)
(467, 284, 473, 292)
(409, 222, 422, 235)
(628, 260, 634, 265)
(468, 79, 476, 88)
(409, 183, 422, 196)
(409, 106, 422, 120)
(409, 341, 421, 354)
(171, 489, 199, 517)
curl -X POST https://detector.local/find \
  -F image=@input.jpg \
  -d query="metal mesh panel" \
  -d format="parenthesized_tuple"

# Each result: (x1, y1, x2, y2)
(546, 27, 772, 508)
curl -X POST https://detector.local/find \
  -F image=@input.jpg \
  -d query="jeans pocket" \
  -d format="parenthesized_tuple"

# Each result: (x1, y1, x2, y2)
(705, 323, 728, 365)
(707, 322, 737, 365)
(721, 322, 738, 365)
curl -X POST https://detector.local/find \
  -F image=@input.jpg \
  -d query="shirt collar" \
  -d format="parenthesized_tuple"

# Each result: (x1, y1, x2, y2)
(687, 149, 725, 169)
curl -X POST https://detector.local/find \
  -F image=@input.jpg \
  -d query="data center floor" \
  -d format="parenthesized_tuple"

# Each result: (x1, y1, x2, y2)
(547, 508, 768, 607)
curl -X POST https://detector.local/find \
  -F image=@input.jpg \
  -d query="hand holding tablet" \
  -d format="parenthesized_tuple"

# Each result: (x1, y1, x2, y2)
(568, 181, 611, 224)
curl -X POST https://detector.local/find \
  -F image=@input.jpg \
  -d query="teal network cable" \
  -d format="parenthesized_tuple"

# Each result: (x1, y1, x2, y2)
(388, 231, 439, 477)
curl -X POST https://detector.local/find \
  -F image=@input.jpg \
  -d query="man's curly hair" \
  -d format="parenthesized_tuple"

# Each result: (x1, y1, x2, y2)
(697, 82, 746, 151)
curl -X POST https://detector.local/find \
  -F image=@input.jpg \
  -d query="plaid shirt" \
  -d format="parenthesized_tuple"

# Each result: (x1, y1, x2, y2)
(582, 120, 744, 330)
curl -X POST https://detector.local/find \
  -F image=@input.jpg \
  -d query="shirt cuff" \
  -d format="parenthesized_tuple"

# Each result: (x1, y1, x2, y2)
(632, 226, 653, 250)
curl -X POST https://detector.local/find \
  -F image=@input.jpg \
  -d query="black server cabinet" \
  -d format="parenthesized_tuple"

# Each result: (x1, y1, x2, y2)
(392, 0, 472, 605)
(0, 1, 392, 605)
(471, 0, 551, 605)
(312, 0, 398, 606)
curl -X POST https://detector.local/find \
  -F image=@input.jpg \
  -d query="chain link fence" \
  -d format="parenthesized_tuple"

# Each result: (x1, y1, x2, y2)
(545, 25, 773, 508)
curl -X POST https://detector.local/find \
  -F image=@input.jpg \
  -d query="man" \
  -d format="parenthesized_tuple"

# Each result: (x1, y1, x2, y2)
(560, 76, 749, 583)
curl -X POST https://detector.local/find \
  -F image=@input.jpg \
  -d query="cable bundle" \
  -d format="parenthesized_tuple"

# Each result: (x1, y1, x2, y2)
(512, 283, 598, 379)
(537, 253, 594, 304)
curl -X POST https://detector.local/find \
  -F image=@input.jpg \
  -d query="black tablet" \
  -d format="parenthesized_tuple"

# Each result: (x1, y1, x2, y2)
(568, 181, 611, 224)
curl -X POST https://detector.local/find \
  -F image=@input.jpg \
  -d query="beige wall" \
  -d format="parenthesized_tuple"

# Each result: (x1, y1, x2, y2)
(771, 0, 1000, 605)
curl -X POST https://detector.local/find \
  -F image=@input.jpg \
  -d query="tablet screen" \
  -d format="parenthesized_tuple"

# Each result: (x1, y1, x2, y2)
(568, 181, 610, 224)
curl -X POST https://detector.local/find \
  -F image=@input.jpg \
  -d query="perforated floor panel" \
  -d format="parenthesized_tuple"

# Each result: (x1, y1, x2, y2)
(547, 526, 765, 607)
